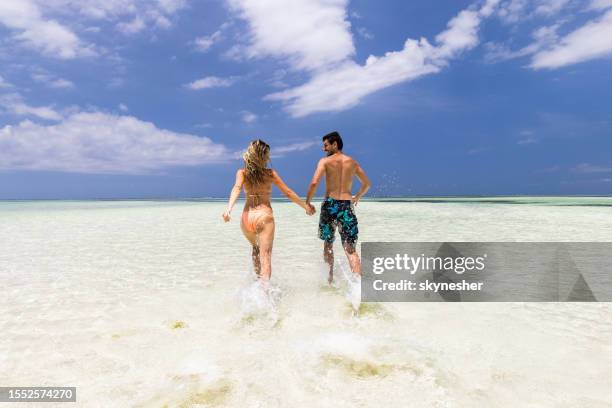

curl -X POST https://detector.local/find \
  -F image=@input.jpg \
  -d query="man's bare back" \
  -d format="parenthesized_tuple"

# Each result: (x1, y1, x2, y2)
(320, 153, 358, 201)
(308, 152, 369, 203)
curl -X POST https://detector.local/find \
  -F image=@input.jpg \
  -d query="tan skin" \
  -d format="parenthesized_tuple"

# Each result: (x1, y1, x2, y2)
(306, 140, 371, 283)
(223, 168, 315, 282)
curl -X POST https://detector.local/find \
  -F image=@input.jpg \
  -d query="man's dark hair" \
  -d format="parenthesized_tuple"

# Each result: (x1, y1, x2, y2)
(323, 131, 343, 150)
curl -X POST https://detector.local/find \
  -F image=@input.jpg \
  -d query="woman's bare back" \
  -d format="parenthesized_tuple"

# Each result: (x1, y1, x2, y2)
(243, 170, 274, 210)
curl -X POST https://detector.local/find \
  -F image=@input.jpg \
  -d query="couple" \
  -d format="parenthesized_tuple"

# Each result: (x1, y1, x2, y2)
(222, 131, 371, 285)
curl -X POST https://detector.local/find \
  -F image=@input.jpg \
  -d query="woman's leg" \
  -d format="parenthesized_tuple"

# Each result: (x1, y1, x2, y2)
(256, 215, 275, 281)
(240, 217, 261, 277)
(251, 246, 261, 277)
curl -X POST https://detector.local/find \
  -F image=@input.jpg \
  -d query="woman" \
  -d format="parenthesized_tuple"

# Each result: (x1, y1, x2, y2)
(222, 139, 314, 282)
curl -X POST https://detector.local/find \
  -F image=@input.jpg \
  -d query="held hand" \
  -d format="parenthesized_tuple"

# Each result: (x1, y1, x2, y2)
(305, 203, 316, 216)
(222, 211, 231, 222)
(351, 195, 360, 207)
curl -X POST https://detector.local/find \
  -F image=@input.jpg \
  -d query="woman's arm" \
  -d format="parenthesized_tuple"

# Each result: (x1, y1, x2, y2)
(272, 170, 315, 215)
(222, 169, 244, 222)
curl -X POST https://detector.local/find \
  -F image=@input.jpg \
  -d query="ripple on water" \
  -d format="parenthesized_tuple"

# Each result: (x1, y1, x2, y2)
(294, 331, 457, 400)
(136, 350, 233, 407)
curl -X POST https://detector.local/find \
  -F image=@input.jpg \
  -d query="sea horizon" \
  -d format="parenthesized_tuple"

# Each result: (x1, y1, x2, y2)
(2, 194, 612, 202)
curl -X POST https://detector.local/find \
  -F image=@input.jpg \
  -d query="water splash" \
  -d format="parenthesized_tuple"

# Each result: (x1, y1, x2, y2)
(346, 274, 361, 313)
(237, 280, 282, 326)
(332, 258, 362, 312)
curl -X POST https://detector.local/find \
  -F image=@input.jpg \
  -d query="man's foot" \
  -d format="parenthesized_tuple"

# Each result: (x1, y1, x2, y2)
(258, 278, 271, 293)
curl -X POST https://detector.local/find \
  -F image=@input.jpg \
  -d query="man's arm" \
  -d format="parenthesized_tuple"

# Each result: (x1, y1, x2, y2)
(352, 163, 371, 206)
(306, 158, 326, 205)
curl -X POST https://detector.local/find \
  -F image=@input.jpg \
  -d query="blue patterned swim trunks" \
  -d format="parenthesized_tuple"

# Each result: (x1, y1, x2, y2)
(318, 197, 359, 245)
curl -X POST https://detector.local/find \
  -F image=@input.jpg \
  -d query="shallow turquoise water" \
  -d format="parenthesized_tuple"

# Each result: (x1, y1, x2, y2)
(1, 199, 611, 407)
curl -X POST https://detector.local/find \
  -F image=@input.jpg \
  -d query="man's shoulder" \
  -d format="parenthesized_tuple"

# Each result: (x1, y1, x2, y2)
(318, 157, 330, 166)
(341, 154, 357, 165)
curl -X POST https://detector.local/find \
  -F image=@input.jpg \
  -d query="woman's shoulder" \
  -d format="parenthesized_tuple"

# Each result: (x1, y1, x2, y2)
(267, 168, 279, 180)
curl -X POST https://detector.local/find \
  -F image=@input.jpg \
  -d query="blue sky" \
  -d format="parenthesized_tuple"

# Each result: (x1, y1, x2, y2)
(0, 0, 611, 199)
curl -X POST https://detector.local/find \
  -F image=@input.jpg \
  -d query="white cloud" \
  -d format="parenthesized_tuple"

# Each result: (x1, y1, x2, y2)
(496, 0, 570, 23)
(241, 111, 257, 123)
(591, 0, 612, 10)
(193, 31, 222, 53)
(10, 104, 62, 121)
(572, 163, 612, 173)
(485, 23, 561, 62)
(356, 27, 373, 40)
(38, 0, 138, 20)
(265, 45, 439, 117)
(271, 140, 318, 156)
(36, 0, 187, 23)
(118, 103, 128, 112)
(232, 139, 317, 159)
(50, 78, 74, 88)
(531, 9, 612, 69)
(152, 13, 171, 29)
(266, 0, 500, 117)
(467, 146, 490, 155)
(488, 1, 612, 69)
(0, 111, 230, 175)
(0, 0, 96, 59)
(534, 0, 571, 16)
(0, 0, 188, 58)
(31, 72, 51, 82)
(157, 0, 187, 14)
(433, 4, 497, 60)
(517, 130, 539, 144)
(0, 93, 62, 121)
(226, 0, 355, 71)
(497, 0, 529, 23)
(108, 77, 125, 88)
(117, 16, 145, 34)
(0, 75, 13, 88)
(267, 69, 289, 88)
(31, 71, 75, 88)
(185, 76, 236, 90)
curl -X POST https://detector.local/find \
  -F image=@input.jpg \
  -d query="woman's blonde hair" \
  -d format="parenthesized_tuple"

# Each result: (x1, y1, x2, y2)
(243, 139, 271, 185)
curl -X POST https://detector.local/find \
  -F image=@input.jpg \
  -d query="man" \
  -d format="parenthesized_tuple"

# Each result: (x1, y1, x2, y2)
(306, 131, 371, 284)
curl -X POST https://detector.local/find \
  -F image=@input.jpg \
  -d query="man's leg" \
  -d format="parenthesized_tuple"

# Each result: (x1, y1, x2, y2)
(323, 241, 334, 284)
(318, 200, 336, 284)
(339, 201, 360, 276)
(342, 242, 361, 276)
